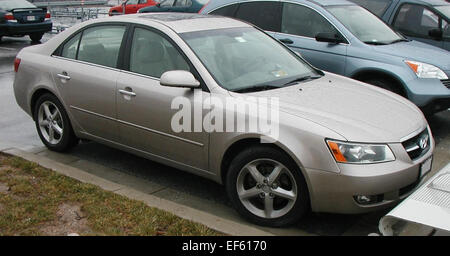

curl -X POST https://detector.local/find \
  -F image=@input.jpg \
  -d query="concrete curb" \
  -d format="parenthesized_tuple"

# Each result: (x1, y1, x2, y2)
(1, 147, 274, 236)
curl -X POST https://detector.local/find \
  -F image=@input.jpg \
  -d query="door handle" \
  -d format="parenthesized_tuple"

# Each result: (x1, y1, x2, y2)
(57, 73, 71, 81)
(119, 88, 136, 97)
(279, 38, 294, 45)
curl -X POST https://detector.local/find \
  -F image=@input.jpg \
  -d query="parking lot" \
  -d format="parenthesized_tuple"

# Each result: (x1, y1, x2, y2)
(0, 34, 449, 236)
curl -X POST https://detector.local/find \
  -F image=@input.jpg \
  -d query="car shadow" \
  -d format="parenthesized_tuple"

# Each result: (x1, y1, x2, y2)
(65, 140, 389, 236)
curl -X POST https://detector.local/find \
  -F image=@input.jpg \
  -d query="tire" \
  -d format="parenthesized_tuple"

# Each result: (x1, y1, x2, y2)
(33, 93, 78, 152)
(29, 33, 44, 43)
(363, 78, 404, 96)
(226, 145, 310, 227)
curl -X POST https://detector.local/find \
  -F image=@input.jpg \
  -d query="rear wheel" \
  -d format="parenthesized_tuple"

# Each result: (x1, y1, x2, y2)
(29, 33, 44, 43)
(33, 93, 78, 152)
(226, 145, 310, 227)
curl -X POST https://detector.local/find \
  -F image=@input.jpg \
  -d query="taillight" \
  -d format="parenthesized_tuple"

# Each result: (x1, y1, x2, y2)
(45, 13, 51, 19)
(4, 13, 15, 20)
(14, 58, 21, 73)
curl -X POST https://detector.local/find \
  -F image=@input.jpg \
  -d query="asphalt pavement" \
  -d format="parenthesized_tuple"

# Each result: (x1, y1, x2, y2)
(0, 34, 449, 236)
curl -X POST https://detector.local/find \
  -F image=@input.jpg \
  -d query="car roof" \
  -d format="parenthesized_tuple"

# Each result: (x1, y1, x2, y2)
(309, 0, 357, 6)
(106, 13, 252, 33)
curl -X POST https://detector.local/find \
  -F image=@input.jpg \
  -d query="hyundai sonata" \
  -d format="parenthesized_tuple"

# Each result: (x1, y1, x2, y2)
(14, 13, 434, 227)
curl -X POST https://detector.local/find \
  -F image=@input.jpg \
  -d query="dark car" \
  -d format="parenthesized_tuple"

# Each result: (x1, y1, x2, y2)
(138, 0, 209, 13)
(0, 0, 52, 43)
(350, 0, 449, 51)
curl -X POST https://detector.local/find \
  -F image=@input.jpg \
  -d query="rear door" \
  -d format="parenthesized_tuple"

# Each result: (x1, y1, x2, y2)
(52, 24, 127, 142)
(274, 2, 348, 75)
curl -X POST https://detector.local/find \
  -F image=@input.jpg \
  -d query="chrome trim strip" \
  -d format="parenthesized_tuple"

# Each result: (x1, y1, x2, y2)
(405, 145, 420, 153)
(117, 119, 204, 147)
(70, 106, 204, 147)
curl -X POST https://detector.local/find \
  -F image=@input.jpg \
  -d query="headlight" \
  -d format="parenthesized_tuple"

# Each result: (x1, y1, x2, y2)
(326, 140, 395, 164)
(405, 60, 448, 79)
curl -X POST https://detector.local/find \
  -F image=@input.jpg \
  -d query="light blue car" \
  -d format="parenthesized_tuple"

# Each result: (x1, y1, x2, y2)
(200, 0, 450, 114)
(350, 0, 449, 51)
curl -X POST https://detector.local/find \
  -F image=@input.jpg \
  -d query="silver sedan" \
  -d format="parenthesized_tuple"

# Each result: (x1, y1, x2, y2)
(13, 13, 434, 227)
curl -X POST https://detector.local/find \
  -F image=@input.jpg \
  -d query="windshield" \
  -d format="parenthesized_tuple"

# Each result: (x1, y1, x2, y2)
(0, 0, 36, 10)
(180, 27, 319, 92)
(435, 5, 450, 18)
(327, 5, 403, 44)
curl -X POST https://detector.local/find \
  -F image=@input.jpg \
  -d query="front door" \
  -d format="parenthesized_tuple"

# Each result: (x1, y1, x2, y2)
(116, 27, 210, 170)
(274, 2, 348, 75)
(392, 4, 445, 49)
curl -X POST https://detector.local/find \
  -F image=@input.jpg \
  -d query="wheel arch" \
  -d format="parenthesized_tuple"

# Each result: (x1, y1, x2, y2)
(30, 87, 63, 120)
(350, 68, 408, 97)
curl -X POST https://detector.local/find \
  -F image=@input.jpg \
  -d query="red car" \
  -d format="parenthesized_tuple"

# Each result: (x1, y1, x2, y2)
(109, 0, 158, 15)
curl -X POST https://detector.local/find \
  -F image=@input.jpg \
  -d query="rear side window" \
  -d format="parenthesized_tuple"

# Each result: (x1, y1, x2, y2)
(174, 0, 192, 7)
(282, 3, 339, 38)
(61, 33, 81, 60)
(210, 4, 239, 17)
(349, 0, 392, 17)
(234, 1, 282, 32)
(77, 25, 126, 68)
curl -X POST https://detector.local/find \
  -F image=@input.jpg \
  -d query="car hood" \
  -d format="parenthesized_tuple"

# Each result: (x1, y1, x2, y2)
(371, 40, 450, 70)
(237, 73, 426, 143)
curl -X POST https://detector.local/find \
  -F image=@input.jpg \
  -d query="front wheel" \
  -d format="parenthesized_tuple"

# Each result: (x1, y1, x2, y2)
(33, 93, 78, 152)
(226, 146, 310, 227)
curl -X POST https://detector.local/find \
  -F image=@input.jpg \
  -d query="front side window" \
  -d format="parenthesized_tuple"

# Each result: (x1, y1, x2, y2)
(77, 25, 126, 68)
(181, 27, 319, 92)
(349, 0, 392, 17)
(234, 1, 282, 32)
(129, 28, 190, 78)
(127, 0, 139, 5)
(327, 5, 402, 44)
(393, 4, 443, 38)
(282, 3, 339, 38)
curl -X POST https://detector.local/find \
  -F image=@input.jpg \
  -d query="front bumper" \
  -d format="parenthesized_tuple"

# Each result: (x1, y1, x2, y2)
(0, 20, 52, 36)
(404, 76, 450, 113)
(306, 132, 435, 214)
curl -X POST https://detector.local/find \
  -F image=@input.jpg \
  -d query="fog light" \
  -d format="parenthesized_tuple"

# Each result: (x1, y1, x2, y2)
(354, 195, 384, 205)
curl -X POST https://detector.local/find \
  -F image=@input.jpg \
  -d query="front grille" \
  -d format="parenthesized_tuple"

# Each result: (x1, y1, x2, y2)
(402, 129, 431, 161)
(442, 79, 450, 89)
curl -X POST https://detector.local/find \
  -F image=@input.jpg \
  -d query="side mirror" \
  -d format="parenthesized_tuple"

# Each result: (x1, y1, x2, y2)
(156, 3, 161, 7)
(315, 32, 344, 44)
(428, 28, 443, 39)
(160, 70, 200, 89)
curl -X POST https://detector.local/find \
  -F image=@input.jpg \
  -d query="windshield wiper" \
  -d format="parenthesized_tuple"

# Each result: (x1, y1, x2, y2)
(389, 38, 410, 44)
(231, 85, 282, 93)
(283, 75, 322, 86)
(363, 41, 388, 45)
